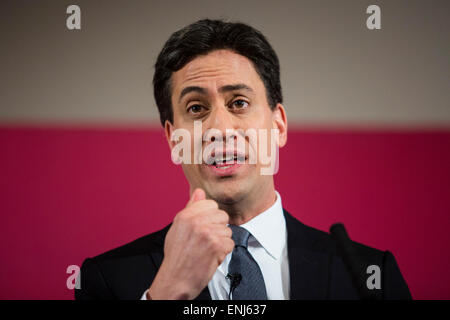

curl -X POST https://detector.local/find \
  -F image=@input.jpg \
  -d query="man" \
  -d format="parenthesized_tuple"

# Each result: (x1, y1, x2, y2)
(75, 19, 411, 300)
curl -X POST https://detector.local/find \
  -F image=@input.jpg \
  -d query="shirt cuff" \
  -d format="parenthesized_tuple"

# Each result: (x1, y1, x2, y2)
(141, 289, 149, 300)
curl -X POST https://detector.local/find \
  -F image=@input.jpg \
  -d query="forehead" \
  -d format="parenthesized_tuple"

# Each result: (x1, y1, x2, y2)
(171, 49, 264, 99)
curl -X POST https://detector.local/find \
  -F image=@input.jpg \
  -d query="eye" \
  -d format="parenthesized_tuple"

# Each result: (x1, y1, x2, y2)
(187, 104, 204, 114)
(230, 99, 249, 110)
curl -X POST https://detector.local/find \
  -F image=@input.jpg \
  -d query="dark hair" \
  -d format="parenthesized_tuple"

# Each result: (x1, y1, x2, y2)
(153, 19, 283, 126)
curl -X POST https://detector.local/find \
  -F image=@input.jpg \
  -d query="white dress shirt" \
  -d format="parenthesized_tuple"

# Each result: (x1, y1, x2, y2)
(142, 191, 290, 300)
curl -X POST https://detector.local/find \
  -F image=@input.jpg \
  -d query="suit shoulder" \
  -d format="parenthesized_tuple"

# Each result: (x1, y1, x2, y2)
(77, 225, 170, 300)
(89, 224, 170, 263)
(284, 211, 384, 258)
(313, 224, 382, 257)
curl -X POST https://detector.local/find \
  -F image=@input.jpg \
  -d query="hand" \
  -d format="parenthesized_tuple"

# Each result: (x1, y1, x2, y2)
(147, 188, 234, 299)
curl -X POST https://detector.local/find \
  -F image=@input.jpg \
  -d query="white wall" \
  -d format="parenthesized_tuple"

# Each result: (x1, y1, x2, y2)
(1, 0, 449, 125)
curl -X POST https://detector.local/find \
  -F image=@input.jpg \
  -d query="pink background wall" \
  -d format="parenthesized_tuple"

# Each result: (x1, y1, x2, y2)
(0, 126, 449, 299)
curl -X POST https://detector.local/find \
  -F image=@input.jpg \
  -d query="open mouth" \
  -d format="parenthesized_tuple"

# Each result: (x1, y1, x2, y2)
(205, 152, 247, 176)
(212, 155, 246, 169)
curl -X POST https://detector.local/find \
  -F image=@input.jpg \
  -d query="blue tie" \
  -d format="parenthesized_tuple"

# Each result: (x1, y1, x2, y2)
(227, 225, 268, 300)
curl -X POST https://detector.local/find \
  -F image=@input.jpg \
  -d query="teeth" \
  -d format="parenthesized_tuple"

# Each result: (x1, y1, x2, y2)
(210, 154, 246, 166)
(214, 155, 236, 163)
(218, 165, 233, 169)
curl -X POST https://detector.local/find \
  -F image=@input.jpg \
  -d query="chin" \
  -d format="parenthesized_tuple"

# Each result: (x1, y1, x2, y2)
(207, 184, 247, 205)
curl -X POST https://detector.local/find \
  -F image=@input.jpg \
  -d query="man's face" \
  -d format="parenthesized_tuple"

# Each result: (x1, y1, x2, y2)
(165, 49, 287, 204)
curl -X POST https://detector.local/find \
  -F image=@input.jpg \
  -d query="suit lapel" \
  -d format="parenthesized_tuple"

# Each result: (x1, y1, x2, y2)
(148, 224, 168, 272)
(195, 287, 212, 300)
(284, 210, 330, 299)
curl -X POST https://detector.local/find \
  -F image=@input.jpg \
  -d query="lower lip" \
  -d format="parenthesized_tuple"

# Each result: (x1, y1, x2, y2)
(206, 161, 243, 176)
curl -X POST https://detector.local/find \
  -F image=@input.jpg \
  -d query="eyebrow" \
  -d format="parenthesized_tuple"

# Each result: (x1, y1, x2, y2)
(219, 84, 254, 94)
(178, 83, 254, 103)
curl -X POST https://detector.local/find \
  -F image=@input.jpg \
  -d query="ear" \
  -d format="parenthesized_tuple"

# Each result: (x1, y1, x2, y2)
(272, 103, 288, 148)
(164, 120, 176, 151)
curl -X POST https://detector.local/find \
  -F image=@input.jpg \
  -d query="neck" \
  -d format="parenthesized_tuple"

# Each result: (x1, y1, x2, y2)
(219, 181, 277, 225)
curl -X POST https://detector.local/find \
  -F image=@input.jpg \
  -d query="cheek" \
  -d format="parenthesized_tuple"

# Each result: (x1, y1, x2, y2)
(240, 114, 269, 133)
(181, 164, 200, 182)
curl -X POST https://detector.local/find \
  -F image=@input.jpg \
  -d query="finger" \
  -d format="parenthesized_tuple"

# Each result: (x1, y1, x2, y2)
(209, 210, 229, 225)
(187, 188, 206, 206)
(221, 238, 235, 254)
(188, 199, 219, 213)
(216, 238, 235, 264)
(210, 225, 233, 238)
(194, 208, 228, 224)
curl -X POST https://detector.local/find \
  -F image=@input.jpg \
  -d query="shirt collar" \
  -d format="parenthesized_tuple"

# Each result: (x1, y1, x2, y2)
(239, 191, 286, 260)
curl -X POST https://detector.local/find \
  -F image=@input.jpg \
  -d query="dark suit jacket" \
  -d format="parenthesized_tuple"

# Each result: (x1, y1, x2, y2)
(75, 210, 411, 300)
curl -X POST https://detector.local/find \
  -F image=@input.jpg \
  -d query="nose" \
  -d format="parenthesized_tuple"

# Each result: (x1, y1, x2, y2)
(204, 105, 238, 143)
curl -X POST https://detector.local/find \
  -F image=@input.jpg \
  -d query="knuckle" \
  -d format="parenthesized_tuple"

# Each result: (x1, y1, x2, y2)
(218, 251, 228, 263)
(206, 200, 219, 209)
(227, 239, 235, 252)
(191, 218, 202, 231)
(211, 237, 222, 252)
(198, 226, 210, 239)
(179, 210, 196, 224)
(219, 210, 229, 222)
(211, 236, 219, 247)
(174, 210, 187, 223)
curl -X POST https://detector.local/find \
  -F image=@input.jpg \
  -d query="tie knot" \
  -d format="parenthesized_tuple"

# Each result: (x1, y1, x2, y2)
(230, 225, 250, 248)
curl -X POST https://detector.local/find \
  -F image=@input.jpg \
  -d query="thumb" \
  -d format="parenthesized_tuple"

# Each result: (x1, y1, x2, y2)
(188, 188, 206, 205)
